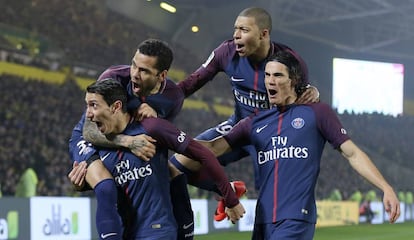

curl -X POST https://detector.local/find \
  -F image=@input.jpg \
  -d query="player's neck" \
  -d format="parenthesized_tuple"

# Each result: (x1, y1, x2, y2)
(249, 40, 271, 63)
(114, 112, 132, 134)
(272, 94, 297, 108)
(150, 79, 165, 95)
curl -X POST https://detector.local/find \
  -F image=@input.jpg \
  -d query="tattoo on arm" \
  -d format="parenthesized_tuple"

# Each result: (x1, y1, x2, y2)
(83, 118, 124, 148)
(127, 138, 147, 151)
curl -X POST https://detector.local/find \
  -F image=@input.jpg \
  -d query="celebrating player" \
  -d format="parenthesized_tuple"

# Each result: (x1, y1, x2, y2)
(71, 79, 245, 239)
(169, 6, 319, 220)
(201, 50, 400, 239)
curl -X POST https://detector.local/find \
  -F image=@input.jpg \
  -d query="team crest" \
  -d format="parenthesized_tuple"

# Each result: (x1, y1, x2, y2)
(291, 117, 305, 129)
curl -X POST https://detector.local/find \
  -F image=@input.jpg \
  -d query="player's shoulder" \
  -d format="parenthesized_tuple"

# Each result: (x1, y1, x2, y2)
(164, 78, 180, 89)
(271, 41, 293, 51)
(309, 101, 331, 109)
(140, 117, 170, 131)
(98, 65, 130, 81)
(162, 78, 184, 97)
(306, 102, 336, 116)
(221, 39, 235, 46)
(216, 39, 236, 53)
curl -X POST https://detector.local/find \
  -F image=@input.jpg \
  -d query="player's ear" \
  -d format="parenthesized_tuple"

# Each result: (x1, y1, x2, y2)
(260, 28, 269, 40)
(112, 100, 123, 113)
(158, 69, 168, 81)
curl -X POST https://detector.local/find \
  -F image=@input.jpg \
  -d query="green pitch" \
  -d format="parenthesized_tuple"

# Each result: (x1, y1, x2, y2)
(194, 222, 414, 240)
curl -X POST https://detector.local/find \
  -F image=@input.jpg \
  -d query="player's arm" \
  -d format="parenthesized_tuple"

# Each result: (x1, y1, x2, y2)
(197, 137, 232, 157)
(339, 139, 400, 223)
(172, 117, 251, 172)
(172, 137, 232, 173)
(83, 118, 156, 160)
(183, 139, 245, 222)
(203, 116, 252, 156)
(145, 117, 245, 221)
(178, 42, 229, 97)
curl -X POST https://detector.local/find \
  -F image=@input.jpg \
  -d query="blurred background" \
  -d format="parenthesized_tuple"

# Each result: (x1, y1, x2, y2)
(0, 0, 413, 205)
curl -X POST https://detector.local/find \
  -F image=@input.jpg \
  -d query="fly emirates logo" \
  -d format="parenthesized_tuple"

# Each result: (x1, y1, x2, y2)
(114, 159, 153, 185)
(234, 89, 268, 109)
(258, 136, 308, 165)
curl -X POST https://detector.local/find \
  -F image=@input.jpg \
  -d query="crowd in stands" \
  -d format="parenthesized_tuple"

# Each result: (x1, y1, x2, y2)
(1, 74, 413, 200)
(0, 74, 83, 196)
(0, 0, 233, 102)
(0, 0, 201, 74)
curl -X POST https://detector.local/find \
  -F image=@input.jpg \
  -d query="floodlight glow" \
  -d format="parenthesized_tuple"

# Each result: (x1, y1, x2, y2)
(160, 2, 176, 13)
(191, 25, 199, 32)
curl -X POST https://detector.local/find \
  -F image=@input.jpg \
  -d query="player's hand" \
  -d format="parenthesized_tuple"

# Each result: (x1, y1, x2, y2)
(68, 161, 87, 191)
(296, 85, 320, 104)
(383, 187, 400, 223)
(225, 203, 245, 224)
(125, 134, 157, 161)
(135, 103, 158, 121)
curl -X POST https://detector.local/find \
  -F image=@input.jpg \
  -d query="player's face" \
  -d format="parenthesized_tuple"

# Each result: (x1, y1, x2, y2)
(264, 61, 296, 106)
(233, 16, 262, 58)
(85, 92, 117, 135)
(130, 50, 163, 97)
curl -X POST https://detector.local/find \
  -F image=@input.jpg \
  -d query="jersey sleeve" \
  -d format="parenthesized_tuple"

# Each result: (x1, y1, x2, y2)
(141, 118, 239, 207)
(141, 118, 190, 153)
(311, 103, 350, 149)
(68, 113, 99, 162)
(183, 140, 239, 207)
(178, 40, 233, 97)
(223, 116, 252, 148)
(97, 65, 131, 88)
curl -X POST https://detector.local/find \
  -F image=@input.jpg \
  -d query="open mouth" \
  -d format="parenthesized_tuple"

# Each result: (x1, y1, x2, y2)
(132, 81, 141, 94)
(236, 43, 245, 52)
(268, 89, 277, 96)
(93, 120, 104, 133)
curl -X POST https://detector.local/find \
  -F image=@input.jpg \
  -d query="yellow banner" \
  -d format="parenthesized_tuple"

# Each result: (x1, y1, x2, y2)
(316, 201, 359, 227)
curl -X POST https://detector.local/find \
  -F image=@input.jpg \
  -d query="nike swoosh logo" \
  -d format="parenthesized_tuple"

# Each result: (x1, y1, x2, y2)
(183, 222, 194, 230)
(256, 124, 268, 133)
(101, 152, 111, 161)
(101, 232, 118, 239)
(231, 76, 245, 82)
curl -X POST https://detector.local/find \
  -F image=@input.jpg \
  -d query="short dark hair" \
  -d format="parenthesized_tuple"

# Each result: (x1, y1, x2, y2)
(268, 51, 307, 96)
(239, 7, 272, 32)
(86, 79, 128, 112)
(137, 39, 173, 72)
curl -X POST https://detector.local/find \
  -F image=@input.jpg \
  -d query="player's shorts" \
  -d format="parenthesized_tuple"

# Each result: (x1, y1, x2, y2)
(195, 116, 250, 166)
(252, 219, 315, 240)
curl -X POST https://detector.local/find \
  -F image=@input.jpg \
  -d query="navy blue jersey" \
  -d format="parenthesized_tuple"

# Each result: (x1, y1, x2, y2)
(224, 103, 350, 224)
(99, 65, 184, 122)
(69, 65, 184, 163)
(179, 39, 309, 120)
(68, 113, 91, 162)
(178, 40, 309, 190)
(72, 117, 238, 238)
